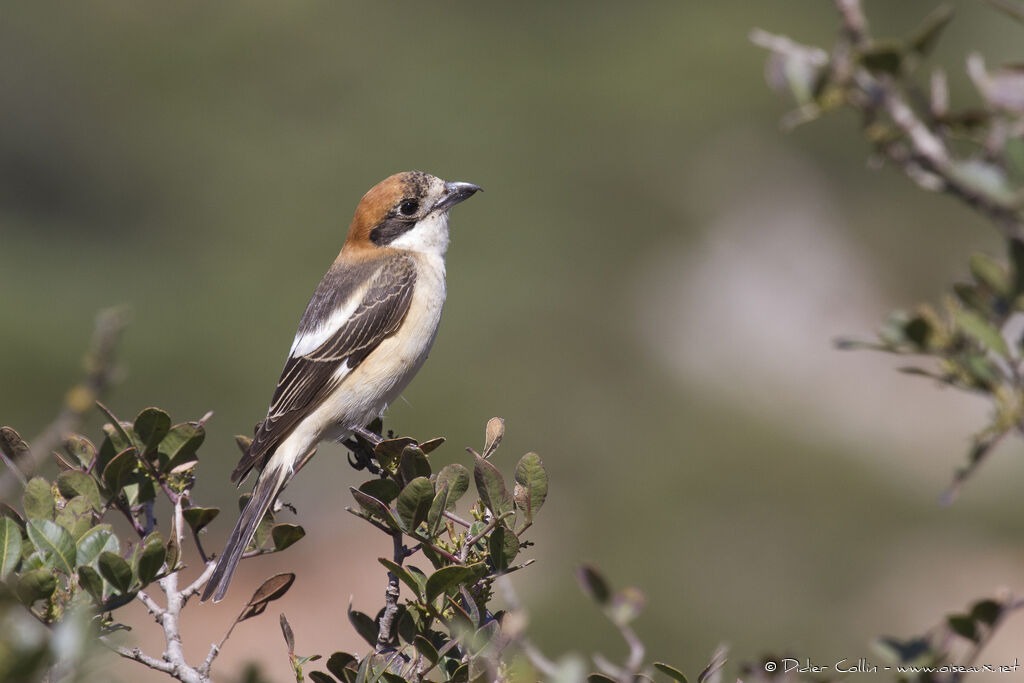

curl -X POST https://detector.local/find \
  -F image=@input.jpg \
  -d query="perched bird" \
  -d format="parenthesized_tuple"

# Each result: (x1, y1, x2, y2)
(202, 171, 481, 602)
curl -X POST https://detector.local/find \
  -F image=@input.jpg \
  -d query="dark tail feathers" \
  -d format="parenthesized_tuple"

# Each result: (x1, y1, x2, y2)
(201, 464, 285, 602)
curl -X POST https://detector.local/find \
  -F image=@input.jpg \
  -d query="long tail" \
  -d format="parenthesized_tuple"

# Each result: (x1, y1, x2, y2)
(201, 461, 288, 602)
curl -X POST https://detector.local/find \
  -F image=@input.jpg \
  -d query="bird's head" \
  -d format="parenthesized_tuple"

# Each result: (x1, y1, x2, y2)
(344, 171, 481, 256)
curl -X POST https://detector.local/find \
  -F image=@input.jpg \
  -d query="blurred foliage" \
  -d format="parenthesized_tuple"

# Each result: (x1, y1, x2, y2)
(752, 0, 1024, 679)
(756, 0, 1024, 497)
(0, 404, 299, 682)
(1, 406, 698, 682)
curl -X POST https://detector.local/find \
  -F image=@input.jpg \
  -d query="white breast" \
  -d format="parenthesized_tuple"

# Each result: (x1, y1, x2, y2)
(305, 251, 446, 440)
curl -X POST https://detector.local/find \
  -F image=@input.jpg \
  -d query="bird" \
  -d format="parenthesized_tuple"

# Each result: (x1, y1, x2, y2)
(201, 171, 481, 602)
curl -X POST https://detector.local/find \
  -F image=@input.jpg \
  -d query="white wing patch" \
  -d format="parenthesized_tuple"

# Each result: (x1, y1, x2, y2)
(289, 287, 365, 357)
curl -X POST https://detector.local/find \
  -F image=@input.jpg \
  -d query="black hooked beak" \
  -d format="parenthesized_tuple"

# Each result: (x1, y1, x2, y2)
(433, 181, 482, 212)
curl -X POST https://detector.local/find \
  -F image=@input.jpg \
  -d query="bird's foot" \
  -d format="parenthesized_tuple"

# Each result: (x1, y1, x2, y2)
(344, 425, 383, 474)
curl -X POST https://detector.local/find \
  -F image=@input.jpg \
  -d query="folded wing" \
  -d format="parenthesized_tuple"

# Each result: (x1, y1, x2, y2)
(232, 253, 417, 483)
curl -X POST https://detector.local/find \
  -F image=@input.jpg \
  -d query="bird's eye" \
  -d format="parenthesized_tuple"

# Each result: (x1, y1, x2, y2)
(399, 200, 419, 216)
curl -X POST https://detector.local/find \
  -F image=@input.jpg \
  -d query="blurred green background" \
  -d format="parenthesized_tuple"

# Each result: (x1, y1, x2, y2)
(3, 1, 1024, 680)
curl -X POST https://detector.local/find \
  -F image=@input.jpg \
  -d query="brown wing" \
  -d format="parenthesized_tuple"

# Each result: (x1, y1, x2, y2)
(231, 254, 416, 483)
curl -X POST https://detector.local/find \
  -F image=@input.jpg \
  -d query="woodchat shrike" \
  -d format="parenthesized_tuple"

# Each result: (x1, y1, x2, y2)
(202, 171, 481, 602)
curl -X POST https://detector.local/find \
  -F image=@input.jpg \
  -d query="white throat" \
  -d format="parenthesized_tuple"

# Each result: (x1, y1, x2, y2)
(388, 211, 450, 256)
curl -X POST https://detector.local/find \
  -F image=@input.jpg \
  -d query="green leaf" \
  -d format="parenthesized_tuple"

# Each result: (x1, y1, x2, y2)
(358, 479, 401, 506)
(326, 652, 358, 681)
(954, 308, 1009, 356)
(98, 551, 133, 593)
(948, 614, 979, 642)
(56, 471, 103, 513)
(435, 464, 470, 510)
(182, 506, 220, 534)
(349, 487, 401, 531)
(17, 567, 56, 605)
(970, 598, 1003, 626)
(102, 447, 136, 495)
(272, 523, 306, 551)
(373, 437, 416, 470)
(859, 41, 904, 75)
(418, 437, 445, 454)
(396, 477, 434, 532)
(424, 564, 486, 604)
(0, 503, 24, 529)
(378, 558, 423, 599)
(55, 496, 94, 541)
(413, 634, 438, 665)
(970, 252, 1011, 295)
(1010, 237, 1024, 296)
(908, 4, 954, 58)
(473, 457, 513, 517)
(0, 517, 22, 579)
(102, 590, 139, 611)
(406, 565, 428, 597)
(654, 663, 689, 683)
(348, 602, 378, 647)
(488, 524, 519, 572)
(576, 565, 611, 605)
(23, 477, 54, 520)
(587, 675, 617, 683)
(165, 535, 180, 572)
(399, 446, 431, 484)
(234, 434, 253, 455)
(135, 532, 166, 585)
(954, 283, 991, 315)
(160, 422, 205, 473)
(97, 403, 138, 452)
(63, 435, 97, 468)
(77, 565, 104, 602)
(76, 524, 118, 567)
(873, 636, 933, 665)
(513, 452, 548, 523)
(426, 483, 450, 537)
(27, 519, 76, 575)
(133, 407, 172, 455)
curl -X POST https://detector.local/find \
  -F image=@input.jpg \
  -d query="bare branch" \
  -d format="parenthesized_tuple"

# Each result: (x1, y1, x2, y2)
(375, 533, 405, 652)
(0, 307, 126, 499)
(181, 561, 218, 602)
(102, 640, 177, 675)
(136, 590, 166, 620)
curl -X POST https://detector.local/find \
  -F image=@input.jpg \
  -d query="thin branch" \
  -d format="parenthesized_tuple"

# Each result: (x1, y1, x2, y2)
(834, 0, 869, 47)
(102, 640, 177, 675)
(136, 590, 166, 620)
(181, 561, 218, 602)
(494, 576, 559, 678)
(375, 533, 405, 652)
(460, 512, 512, 563)
(617, 624, 645, 683)
(0, 308, 126, 499)
(957, 595, 1024, 677)
(443, 510, 472, 528)
(829, 0, 1024, 237)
